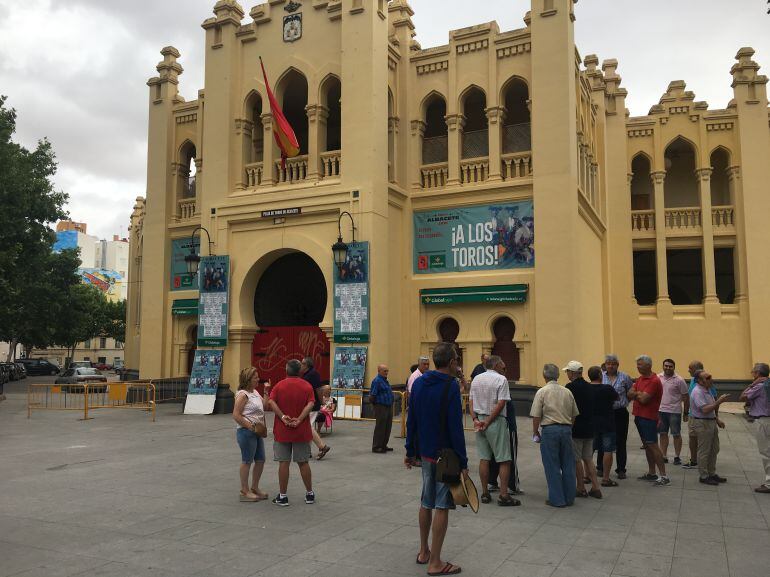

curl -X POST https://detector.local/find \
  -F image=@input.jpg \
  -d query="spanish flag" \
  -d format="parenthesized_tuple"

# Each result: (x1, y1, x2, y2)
(260, 57, 300, 168)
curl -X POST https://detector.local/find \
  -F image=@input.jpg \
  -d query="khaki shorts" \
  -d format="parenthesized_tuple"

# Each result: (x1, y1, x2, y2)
(273, 441, 312, 463)
(572, 437, 594, 461)
(476, 416, 512, 462)
(688, 416, 697, 435)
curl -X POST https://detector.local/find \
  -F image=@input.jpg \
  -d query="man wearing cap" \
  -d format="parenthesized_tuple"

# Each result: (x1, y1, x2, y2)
(628, 355, 669, 486)
(739, 363, 770, 493)
(470, 355, 519, 506)
(530, 363, 579, 508)
(564, 361, 602, 499)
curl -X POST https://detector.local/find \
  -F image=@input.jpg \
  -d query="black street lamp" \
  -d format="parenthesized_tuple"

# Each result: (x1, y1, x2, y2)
(332, 211, 356, 271)
(184, 226, 215, 278)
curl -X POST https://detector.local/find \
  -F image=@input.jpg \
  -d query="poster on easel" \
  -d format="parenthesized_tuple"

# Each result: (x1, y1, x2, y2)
(184, 349, 223, 414)
(333, 242, 369, 343)
(331, 346, 368, 418)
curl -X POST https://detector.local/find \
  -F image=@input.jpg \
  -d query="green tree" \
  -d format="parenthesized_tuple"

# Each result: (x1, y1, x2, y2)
(0, 95, 72, 360)
(102, 299, 126, 345)
(54, 284, 109, 367)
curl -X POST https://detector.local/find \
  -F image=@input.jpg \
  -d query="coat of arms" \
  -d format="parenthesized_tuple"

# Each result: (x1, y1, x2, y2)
(283, 13, 302, 42)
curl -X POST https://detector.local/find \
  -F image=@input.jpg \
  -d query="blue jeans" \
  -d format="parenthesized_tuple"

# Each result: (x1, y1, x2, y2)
(540, 424, 576, 507)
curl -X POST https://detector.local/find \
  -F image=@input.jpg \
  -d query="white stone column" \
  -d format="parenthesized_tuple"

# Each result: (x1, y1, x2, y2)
(697, 168, 719, 311)
(485, 106, 505, 182)
(445, 113, 464, 185)
(651, 171, 671, 312)
(260, 112, 275, 186)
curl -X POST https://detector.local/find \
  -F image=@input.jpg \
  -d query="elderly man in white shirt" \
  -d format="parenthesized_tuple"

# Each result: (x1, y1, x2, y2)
(407, 356, 430, 394)
(470, 355, 518, 506)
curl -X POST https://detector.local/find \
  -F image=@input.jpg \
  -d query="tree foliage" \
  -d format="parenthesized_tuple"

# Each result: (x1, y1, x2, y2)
(0, 95, 76, 360)
(53, 283, 109, 364)
(103, 299, 127, 344)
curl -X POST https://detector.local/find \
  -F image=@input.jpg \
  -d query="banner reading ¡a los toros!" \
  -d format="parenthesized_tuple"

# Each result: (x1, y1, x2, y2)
(413, 201, 534, 274)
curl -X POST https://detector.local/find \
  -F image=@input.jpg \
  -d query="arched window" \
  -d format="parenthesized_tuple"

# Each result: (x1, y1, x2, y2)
(501, 78, 531, 153)
(178, 141, 196, 199)
(276, 69, 309, 155)
(461, 87, 488, 159)
(437, 317, 462, 369)
(630, 154, 653, 210)
(664, 138, 698, 208)
(243, 92, 263, 186)
(491, 317, 520, 381)
(320, 75, 341, 152)
(710, 148, 731, 206)
(422, 93, 447, 165)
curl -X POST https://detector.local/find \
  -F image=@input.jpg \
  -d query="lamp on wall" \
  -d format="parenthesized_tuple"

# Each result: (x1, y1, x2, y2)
(184, 226, 215, 278)
(332, 211, 356, 271)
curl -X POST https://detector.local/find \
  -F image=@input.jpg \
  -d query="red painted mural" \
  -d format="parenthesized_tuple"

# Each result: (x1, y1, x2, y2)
(252, 326, 330, 394)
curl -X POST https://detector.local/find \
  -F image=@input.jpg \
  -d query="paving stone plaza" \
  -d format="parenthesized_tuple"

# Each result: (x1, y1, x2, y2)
(1, 382, 768, 577)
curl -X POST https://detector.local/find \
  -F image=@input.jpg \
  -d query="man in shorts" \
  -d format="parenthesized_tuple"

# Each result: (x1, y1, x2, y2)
(269, 359, 316, 506)
(565, 361, 602, 498)
(590, 365, 619, 486)
(470, 355, 518, 506)
(657, 359, 689, 465)
(629, 355, 669, 485)
(405, 342, 467, 576)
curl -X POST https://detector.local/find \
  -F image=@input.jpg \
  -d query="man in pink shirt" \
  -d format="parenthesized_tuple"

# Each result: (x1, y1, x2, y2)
(657, 359, 690, 465)
(407, 356, 430, 394)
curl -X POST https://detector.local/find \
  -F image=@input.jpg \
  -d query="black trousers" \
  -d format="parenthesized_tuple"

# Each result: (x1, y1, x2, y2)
(488, 428, 520, 492)
(372, 404, 392, 450)
(597, 407, 629, 473)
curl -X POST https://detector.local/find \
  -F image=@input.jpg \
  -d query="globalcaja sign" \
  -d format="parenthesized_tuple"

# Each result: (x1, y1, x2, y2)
(413, 200, 534, 274)
(420, 285, 528, 305)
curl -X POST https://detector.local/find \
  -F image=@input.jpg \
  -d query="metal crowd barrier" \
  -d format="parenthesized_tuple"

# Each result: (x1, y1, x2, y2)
(149, 377, 189, 403)
(330, 388, 407, 439)
(27, 382, 156, 421)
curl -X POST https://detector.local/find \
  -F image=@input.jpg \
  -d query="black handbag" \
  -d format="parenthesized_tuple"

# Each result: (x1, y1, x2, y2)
(435, 378, 461, 484)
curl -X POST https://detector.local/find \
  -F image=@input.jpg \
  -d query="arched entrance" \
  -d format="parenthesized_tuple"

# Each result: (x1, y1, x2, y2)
(251, 253, 330, 390)
(491, 317, 520, 381)
(438, 317, 463, 368)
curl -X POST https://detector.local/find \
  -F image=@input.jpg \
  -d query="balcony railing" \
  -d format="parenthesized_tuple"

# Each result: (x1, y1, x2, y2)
(665, 207, 701, 232)
(503, 122, 532, 154)
(631, 210, 655, 234)
(712, 205, 735, 231)
(275, 155, 309, 184)
(421, 162, 449, 189)
(244, 162, 264, 187)
(501, 152, 533, 180)
(320, 150, 341, 178)
(183, 176, 196, 198)
(178, 199, 196, 220)
(460, 158, 489, 184)
(462, 129, 489, 159)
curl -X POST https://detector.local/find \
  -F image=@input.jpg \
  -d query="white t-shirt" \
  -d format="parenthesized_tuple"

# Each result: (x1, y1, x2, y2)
(236, 389, 265, 429)
(407, 369, 423, 393)
(469, 370, 511, 417)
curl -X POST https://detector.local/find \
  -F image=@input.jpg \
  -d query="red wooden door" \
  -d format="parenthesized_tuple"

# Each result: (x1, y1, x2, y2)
(252, 326, 330, 394)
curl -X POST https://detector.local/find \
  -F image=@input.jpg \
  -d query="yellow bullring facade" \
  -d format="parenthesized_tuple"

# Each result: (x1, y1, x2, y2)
(125, 0, 770, 388)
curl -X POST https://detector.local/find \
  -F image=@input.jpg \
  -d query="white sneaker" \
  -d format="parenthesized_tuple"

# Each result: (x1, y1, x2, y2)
(653, 476, 671, 486)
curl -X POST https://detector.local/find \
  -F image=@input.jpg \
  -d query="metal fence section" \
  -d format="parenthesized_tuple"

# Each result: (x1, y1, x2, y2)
(422, 136, 448, 164)
(462, 129, 489, 159)
(503, 122, 532, 153)
(150, 377, 189, 403)
(330, 388, 406, 438)
(27, 382, 155, 421)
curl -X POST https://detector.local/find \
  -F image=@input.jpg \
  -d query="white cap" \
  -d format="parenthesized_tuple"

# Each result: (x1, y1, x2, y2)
(562, 360, 583, 372)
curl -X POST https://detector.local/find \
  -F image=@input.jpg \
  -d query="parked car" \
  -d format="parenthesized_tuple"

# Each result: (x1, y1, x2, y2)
(69, 361, 94, 370)
(18, 359, 60, 376)
(93, 362, 113, 371)
(55, 367, 108, 393)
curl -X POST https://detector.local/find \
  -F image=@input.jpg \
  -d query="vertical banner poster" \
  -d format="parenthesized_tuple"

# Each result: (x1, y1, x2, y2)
(413, 201, 535, 274)
(331, 346, 368, 418)
(171, 238, 200, 290)
(333, 241, 370, 343)
(184, 349, 223, 414)
(197, 255, 229, 347)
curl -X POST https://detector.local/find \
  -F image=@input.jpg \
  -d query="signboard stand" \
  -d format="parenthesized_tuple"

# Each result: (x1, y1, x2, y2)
(333, 241, 370, 343)
(331, 346, 368, 418)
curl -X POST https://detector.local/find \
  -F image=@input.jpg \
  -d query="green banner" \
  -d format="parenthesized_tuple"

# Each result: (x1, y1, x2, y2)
(421, 284, 528, 305)
(170, 238, 200, 291)
(172, 298, 199, 316)
(333, 242, 369, 344)
(413, 201, 534, 274)
(197, 255, 229, 348)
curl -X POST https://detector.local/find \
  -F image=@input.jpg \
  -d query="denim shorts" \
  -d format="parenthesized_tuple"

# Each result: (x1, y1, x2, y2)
(635, 416, 658, 445)
(420, 461, 455, 510)
(594, 431, 617, 453)
(657, 412, 682, 437)
(236, 428, 266, 464)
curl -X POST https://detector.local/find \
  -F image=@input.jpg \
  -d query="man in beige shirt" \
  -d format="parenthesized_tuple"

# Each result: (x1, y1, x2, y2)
(530, 363, 579, 507)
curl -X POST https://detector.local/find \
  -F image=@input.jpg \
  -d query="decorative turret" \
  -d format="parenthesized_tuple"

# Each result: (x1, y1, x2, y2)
(146, 46, 183, 104)
(731, 47, 768, 105)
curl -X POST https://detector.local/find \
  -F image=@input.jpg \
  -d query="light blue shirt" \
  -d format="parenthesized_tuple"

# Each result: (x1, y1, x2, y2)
(603, 370, 634, 410)
(688, 377, 716, 416)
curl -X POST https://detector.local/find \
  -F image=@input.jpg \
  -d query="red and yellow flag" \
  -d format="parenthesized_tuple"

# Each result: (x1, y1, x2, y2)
(260, 57, 300, 167)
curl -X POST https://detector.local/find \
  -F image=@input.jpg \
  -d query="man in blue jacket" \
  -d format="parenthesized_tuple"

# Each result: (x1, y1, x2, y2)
(405, 342, 467, 577)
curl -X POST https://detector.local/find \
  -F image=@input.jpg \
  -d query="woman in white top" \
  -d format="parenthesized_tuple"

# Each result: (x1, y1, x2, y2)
(233, 367, 270, 502)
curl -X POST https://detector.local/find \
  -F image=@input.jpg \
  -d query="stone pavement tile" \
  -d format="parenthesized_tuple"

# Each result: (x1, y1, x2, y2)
(189, 552, 287, 577)
(677, 509, 722, 526)
(156, 519, 225, 541)
(506, 541, 571, 567)
(558, 547, 619, 574)
(622, 533, 675, 556)
(296, 536, 369, 564)
(491, 560, 554, 577)
(449, 547, 510, 577)
(0, 541, 108, 577)
(336, 542, 426, 575)
(64, 561, 189, 577)
(307, 563, 414, 577)
(135, 541, 226, 575)
(77, 535, 173, 564)
(184, 522, 263, 547)
(552, 568, 610, 577)
(630, 518, 677, 538)
(336, 521, 405, 543)
(673, 536, 726, 561)
(675, 522, 724, 542)
(668, 556, 729, 577)
(526, 523, 582, 546)
(612, 552, 671, 577)
(121, 515, 198, 537)
(721, 511, 767, 529)
(726, 557, 769, 577)
(573, 527, 629, 551)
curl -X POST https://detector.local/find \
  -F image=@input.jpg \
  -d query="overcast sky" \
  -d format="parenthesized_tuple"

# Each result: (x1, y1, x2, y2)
(1, 0, 768, 239)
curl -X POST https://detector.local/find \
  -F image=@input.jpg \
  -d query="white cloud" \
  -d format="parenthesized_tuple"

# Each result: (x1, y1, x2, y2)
(1, 0, 768, 239)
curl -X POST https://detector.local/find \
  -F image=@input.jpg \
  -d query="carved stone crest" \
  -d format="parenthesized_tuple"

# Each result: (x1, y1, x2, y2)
(285, 1, 302, 12)
(283, 13, 302, 43)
